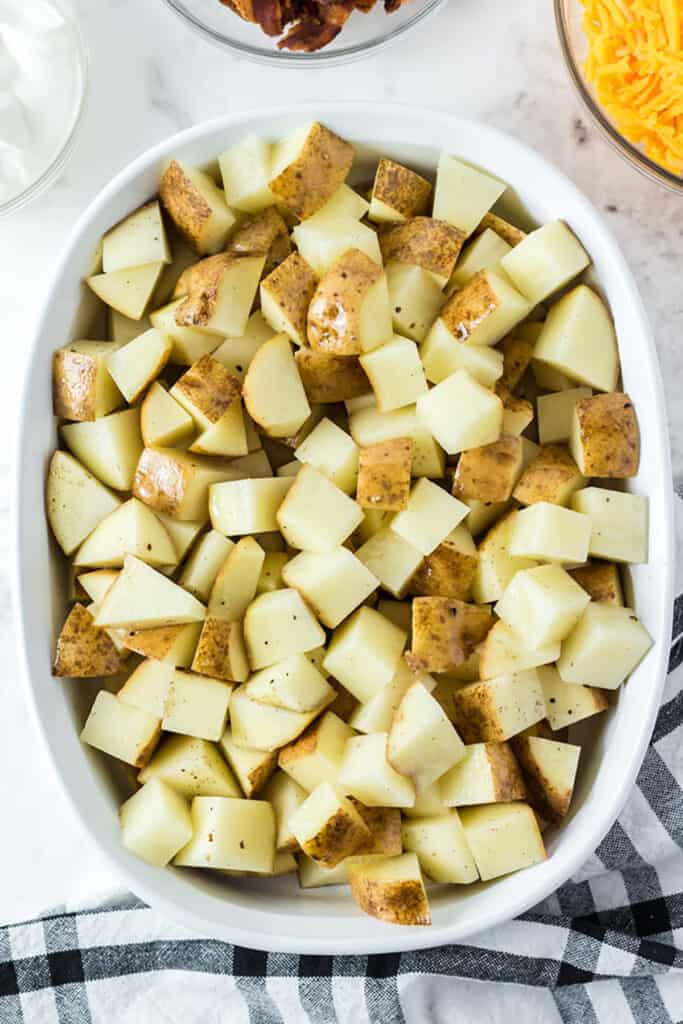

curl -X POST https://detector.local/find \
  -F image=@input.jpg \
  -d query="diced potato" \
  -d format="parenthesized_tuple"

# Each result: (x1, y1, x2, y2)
(361, 336, 428, 413)
(451, 435, 523, 503)
(338, 733, 415, 808)
(208, 537, 265, 621)
(495, 564, 590, 648)
(513, 445, 585, 507)
(160, 514, 208, 560)
(104, 329, 171, 405)
(282, 547, 378, 629)
(256, 551, 289, 594)
(191, 617, 249, 683)
(391, 479, 469, 557)
(570, 392, 640, 478)
(433, 269, 530, 347)
(294, 349, 370, 406)
(301, 182, 368, 226)
(408, 597, 492, 673)
(460, 802, 546, 880)
(495, 334, 535, 400)
(510, 735, 580, 822)
(46, 451, 121, 556)
(278, 711, 354, 792)
(62, 407, 143, 491)
(95, 555, 206, 629)
(138, 734, 240, 798)
(230, 685, 321, 751)
(159, 160, 235, 254)
(461, 497, 510, 539)
(133, 447, 241, 522)
(53, 603, 125, 678)
(209, 477, 292, 536)
(537, 387, 592, 445)
(401, 780, 448, 820)
(439, 741, 526, 806)
(170, 354, 244, 445)
(294, 418, 358, 495)
(502, 397, 534, 437)
(293, 217, 382, 278)
(262, 771, 308, 851)
(122, 622, 202, 667)
(348, 852, 430, 926)
(229, 451, 272, 480)
(277, 465, 362, 552)
(162, 670, 232, 741)
(243, 333, 311, 439)
(387, 682, 465, 789)
(81, 690, 160, 767)
(500, 221, 590, 305)
(532, 358, 574, 392)
(420, 319, 504, 388)
(474, 212, 527, 247)
(355, 527, 424, 598)
(307, 249, 392, 356)
(246, 652, 334, 713)
(451, 671, 546, 742)
(74, 497, 176, 571)
(140, 382, 195, 448)
(447, 228, 512, 291)
(472, 509, 537, 604)
(119, 778, 192, 867)
(412, 423, 447, 480)
(87, 263, 164, 320)
(417, 369, 503, 455)
(260, 252, 318, 347)
(102, 200, 170, 273)
(77, 568, 118, 605)
(53, 340, 123, 422)
(479, 620, 559, 680)
(569, 560, 624, 605)
(174, 797, 275, 873)
(324, 606, 406, 703)
(356, 437, 413, 512)
(269, 121, 354, 220)
(118, 658, 174, 717)
(379, 217, 465, 288)
(149, 299, 221, 365)
(244, 588, 326, 670)
(218, 135, 275, 213)
(533, 285, 618, 392)
(571, 487, 648, 564)
(178, 530, 234, 602)
(212, 312, 272, 381)
(433, 154, 506, 236)
(401, 812, 478, 884)
(509, 502, 591, 564)
(408, 526, 478, 602)
(289, 782, 370, 869)
(174, 254, 264, 340)
(557, 603, 653, 689)
(349, 403, 416, 449)
(369, 158, 432, 224)
(385, 262, 444, 343)
(537, 664, 608, 731)
(348, 660, 432, 734)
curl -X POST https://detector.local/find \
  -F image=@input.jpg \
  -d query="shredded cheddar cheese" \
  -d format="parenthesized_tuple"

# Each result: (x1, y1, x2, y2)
(582, 0, 683, 175)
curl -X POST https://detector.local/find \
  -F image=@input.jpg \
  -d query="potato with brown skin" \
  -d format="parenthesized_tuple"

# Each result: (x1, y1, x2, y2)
(294, 348, 371, 404)
(379, 217, 465, 286)
(495, 335, 535, 400)
(513, 445, 586, 506)
(53, 603, 125, 678)
(407, 597, 493, 673)
(174, 253, 264, 335)
(408, 537, 478, 602)
(370, 158, 432, 222)
(509, 735, 580, 823)
(226, 206, 292, 276)
(159, 160, 234, 254)
(349, 801, 403, 857)
(569, 560, 624, 605)
(133, 447, 240, 521)
(570, 392, 640, 478)
(473, 212, 527, 247)
(269, 122, 355, 220)
(289, 782, 370, 868)
(307, 249, 389, 355)
(502, 396, 534, 436)
(122, 623, 202, 663)
(439, 741, 528, 805)
(348, 853, 431, 927)
(53, 342, 122, 422)
(440, 270, 510, 344)
(191, 617, 249, 682)
(356, 438, 413, 512)
(171, 355, 241, 429)
(451, 435, 523, 503)
(260, 251, 318, 346)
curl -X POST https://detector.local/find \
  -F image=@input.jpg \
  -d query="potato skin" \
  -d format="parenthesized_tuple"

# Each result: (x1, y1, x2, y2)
(53, 349, 97, 421)
(451, 435, 522, 503)
(122, 624, 194, 660)
(569, 560, 623, 605)
(159, 160, 212, 251)
(226, 206, 291, 276)
(53, 603, 124, 678)
(349, 872, 431, 927)
(192, 617, 246, 682)
(451, 682, 506, 743)
(408, 539, 478, 602)
(261, 251, 318, 342)
(133, 448, 191, 518)
(408, 597, 493, 673)
(380, 217, 465, 281)
(173, 354, 241, 424)
(474, 212, 527, 247)
(509, 736, 575, 822)
(307, 249, 382, 355)
(356, 438, 413, 512)
(270, 122, 355, 220)
(301, 804, 370, 869)
(513, 444, 584, 506)
(349, 801, 403, 856)
(372, 159, 432, 219)
(571, 392, 640, 477)
(485, 742, 528, 801)
(175, 254, 253, 329)
(441, 269, 500, 340)
(294, 349, 370, 404)
(495, 335, 535, 400)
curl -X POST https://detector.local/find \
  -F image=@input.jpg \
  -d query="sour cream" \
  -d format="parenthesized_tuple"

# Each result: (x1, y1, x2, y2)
(0, 0, 83, 206)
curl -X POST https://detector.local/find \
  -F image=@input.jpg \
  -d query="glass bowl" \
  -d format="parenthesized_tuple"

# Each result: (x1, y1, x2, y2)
(554, 0, 683, 193)
(0, 0, 88, 219)
(161, 0, 447, 66)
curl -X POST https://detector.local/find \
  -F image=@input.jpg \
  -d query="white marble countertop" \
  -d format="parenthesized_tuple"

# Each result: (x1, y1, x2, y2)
(0, 0, 680, 925)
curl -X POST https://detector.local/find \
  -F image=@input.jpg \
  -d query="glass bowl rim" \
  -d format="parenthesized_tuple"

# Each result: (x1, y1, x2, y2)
(160, 0, 447, 67)
(0, 0, 89, 219)
(553, 0, 683, 194)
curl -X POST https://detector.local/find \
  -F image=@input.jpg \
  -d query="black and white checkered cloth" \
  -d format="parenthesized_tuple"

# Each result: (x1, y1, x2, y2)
(3, 507, 683, 1024)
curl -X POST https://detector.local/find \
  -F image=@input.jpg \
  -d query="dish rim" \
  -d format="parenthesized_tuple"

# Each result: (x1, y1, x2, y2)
(13, 101, 675, 954)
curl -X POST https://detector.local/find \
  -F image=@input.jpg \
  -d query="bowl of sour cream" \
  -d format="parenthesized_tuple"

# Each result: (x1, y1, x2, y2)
(0, 0, 87, 217)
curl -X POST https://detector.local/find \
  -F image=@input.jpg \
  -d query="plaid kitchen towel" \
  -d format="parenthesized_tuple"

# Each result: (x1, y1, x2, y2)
(3, 500, 683, 1024)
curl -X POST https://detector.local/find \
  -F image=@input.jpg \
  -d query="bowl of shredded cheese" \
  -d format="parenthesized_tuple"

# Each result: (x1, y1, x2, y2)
(555, 0, 683, 191)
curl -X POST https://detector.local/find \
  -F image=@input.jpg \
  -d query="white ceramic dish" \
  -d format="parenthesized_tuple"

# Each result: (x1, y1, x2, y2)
(14, 103, 674, 955)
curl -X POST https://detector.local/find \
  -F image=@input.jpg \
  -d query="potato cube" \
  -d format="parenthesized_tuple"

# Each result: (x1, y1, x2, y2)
(87, 263, 164, 320)
(170, 353, 242, 434)
(46, 451, 121, 557)
(276, 465, 362, 552)
(513, 445, 585, 507)
(532, 358, 574, 392)
(73, 497, 177, 572)
(138, 734, 240, 797)
(433, 154, 506, 236)
(537, 386, 592, 445)
(294, 349, 370, 406)
(269, 121, 354, 220)
(570, 392, 640, 478)
(140, 382, 195, 448)
(209, 478, 292, 536)
(122, 622, 202, 668)
(289, 782, 370, 869)
(118, 658, 174, 718)
(557, 604, 652, 689)
(294, 418, 358, 495)
(307, 249, 392, 356)
(245, 653, 334, 713)
(218, 729, 277, 798)
(293, 217, 381, 278)
(448, 228, 512, 291)
(174, 254, 264, 342)
(452, 671, 546, 742)
(53, 340, 123, 422)
(479, 620, 560, 680)
(260, 252, 318, 347)
(439, 742, 526, 806)
(119, 778, 191, 867)
(451, 435, 523, 503)
(387, 682, 465, 789)
(53, 603, 125, 678)
(569, 560, 623, 605)
(323, 606, 406, 704)
(162, 670, 232, 741)
(174, 796, 275, 872)
(62, 407, 143, 492)
(495, 334, 536, 400)
(207, 537, 264, 622)
(472, 509, 537, 604)
(408, 597, 492, 673)
(361, 336, 428, 413)
(218, 134, 275, 213)
(495, 564, 590, 648)
(390, 479, 469, 556)
(509, 502, 591, 564)
(356, 437, 413, 512)
(211, 312, 271, 381)
(244, 589, 325, 670)
(348, 660, 433, 735)
(500, 220, 590, 305)
(105, 329, 172, 405)
(160, 160, 234, 253)
(102, 199, 170, 272)
(282, 547, 378, 629)
(355, 527, 423, 598)
(178, 530, 233, 602)
(149, 299, 221, 365)
(420, 319, 504, 388)
(347, 853, 430, 926)
(460, 802, 546, 880)
(417, 369, 504, 455)
(408, 526, 478, 602)
(278, 711, 354, 791)
(243, 333, 311, 439)
(536, 664, 608, 731)
(134, 447, 241, 522)
(401, 812, 478, 884)
(474, 212, 527, 246)
(385, 262, 444, 343)
(262, 771, 307, 851)
(534, 285, 618, 392)
(510, 735, 580, 822)
(369, 158, 432, 223)
(81, 690, 160, 767)
(502, 397, 534, 437)
(571, 487, 648, 564)
(460, 498, 512, 542)
(349, 402, 415, 447)
(255, 550, 289, 594)
(229, 686, 320, 751)
(401, 781, 448, 820)
(379, 217, 465, 288)
(95, 555, 206, 630)
(338, 733, 415, 808)
(436, 269, 531, 347)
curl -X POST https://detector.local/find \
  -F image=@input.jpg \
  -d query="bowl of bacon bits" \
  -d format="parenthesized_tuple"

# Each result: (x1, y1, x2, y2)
(556, 0, 683, 192)
(161, 0, 446, 62)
